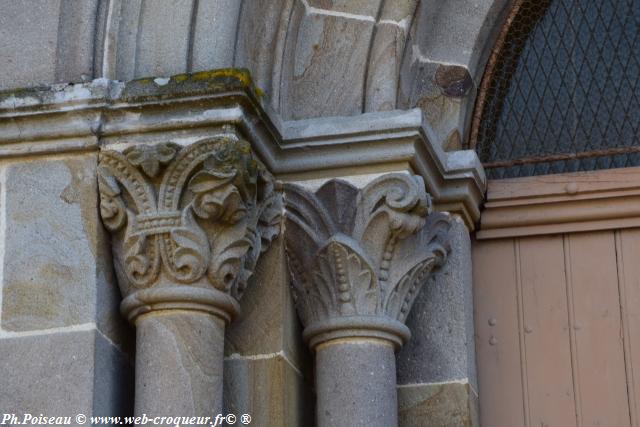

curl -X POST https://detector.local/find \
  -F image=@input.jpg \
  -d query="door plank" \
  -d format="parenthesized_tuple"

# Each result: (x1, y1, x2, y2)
(567, 232, 630, 427)
(473, 238, 526, 427)
(617, 229, 640, 427)
(519, 235, 577, 427)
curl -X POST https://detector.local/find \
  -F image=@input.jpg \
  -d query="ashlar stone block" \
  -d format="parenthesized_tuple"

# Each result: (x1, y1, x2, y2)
(1, 154, 129, 351)
(0, 329, 132, 421)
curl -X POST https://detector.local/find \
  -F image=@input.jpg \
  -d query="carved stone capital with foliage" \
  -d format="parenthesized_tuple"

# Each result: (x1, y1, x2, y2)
(284, 174, 450, 349)
(98, 137, 282, 323)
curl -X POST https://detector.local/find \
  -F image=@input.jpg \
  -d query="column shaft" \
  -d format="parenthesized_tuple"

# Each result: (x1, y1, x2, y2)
(315, 339, 398, 427)
(134, 311, 225, 417)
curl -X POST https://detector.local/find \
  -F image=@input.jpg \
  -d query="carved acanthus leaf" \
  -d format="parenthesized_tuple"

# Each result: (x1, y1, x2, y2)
(165, 208, 210, 283)
(284, 174, 450, 330)
(124, 143, 180, 178)
(98, 137, 282, 302)
(293, 236, 380, 325)
(97, 168, 126, 231)
(189, 169, 246, 223)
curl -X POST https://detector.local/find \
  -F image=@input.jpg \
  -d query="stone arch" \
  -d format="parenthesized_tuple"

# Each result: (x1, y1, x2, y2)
(0, 0, 513, 140)
(397, 0, 515, 149)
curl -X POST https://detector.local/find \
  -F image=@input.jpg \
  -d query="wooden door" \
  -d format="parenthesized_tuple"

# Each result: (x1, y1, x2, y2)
(473, 168, 640, 426)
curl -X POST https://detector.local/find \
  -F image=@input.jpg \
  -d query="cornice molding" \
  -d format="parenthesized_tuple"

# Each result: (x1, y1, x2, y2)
(98, 136, 282, 322)
(0, 69, 485, 228)
(274, 110, 486, 229)
(477, 167, 640, 239)
(283, 173, 451, 349)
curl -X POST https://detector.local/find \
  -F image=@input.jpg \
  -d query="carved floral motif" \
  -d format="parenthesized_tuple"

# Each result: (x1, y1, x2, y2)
(98, 137, 282, 302)
(284, 174, 450, 328)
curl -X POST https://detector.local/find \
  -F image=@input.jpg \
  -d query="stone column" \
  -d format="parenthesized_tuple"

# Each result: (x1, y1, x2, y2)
(283, 174, 451, 427)
(98, 138, 282, 417)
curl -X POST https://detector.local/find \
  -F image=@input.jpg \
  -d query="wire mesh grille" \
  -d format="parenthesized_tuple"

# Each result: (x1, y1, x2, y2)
(473, 0, 640, 179)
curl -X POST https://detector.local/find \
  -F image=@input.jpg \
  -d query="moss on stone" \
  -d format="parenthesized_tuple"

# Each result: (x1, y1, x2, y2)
(0, 68, 265, 108)
(121, 68, 261, 102)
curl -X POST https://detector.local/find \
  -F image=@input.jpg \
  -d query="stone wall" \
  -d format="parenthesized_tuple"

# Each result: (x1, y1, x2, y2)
(0, 0, 511, 146)
(0, 153, 134, 418)
(0, 1, 507, 425)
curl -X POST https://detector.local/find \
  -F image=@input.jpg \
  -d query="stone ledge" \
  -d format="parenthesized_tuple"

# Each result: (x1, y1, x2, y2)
(0, 69, 485, 228)
(277, 109, 485, 228)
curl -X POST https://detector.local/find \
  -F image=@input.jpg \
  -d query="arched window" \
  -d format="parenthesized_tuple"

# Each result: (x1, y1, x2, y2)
(471, 0, 640, 179)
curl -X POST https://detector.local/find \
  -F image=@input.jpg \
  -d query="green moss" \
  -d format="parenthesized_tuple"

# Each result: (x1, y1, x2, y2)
(130, 77, 155, 85)
(171, 74, 190, 83)
(190, 69, 252, 86)
(0, 68, 265, 109)
(121, 68, 261, 102)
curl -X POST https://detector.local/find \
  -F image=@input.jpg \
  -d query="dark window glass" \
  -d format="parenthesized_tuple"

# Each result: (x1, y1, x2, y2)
(474, 0, 640, 179)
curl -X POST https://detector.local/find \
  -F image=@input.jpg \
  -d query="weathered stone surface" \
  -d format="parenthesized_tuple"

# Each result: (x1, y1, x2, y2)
(0, 0, 510, 128)
(0, 0, 60, 89)
(397, 0, 511, 148)
(316, 339, 398, 427)
(0, 0, 99, 90)
(54, 0, 100, 83)
(135, 311, 225, 416)
(0, 77, 485, 229)
(93, 330, 135, 417)
(114, 0, 144, 81)
(379, 0, 419, 22)
(307, 0, 382, 16)
(398, 59, 474, 150)
(276, 110, 485, 228)
(0, 328, 132, 418)
(397, 216, 477, 389)
(406, 0, 510, 77)
(280, 2, 374, 119)
(224, 353, 313, 426)
(234, 0, 295, 111)
(225, 235, 310, 375)
(398, 381, 479, 427)
(365, 23, 407, 112)
(191, 0, 241, 72)
(364, 0, 418, 112)
(1, 155, 128, 348)
(133, 0, 194, 78)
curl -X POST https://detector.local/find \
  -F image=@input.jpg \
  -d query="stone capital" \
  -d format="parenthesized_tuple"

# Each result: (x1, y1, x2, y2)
(98, 136, 282, 323)
(283, 173, 451, 349)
